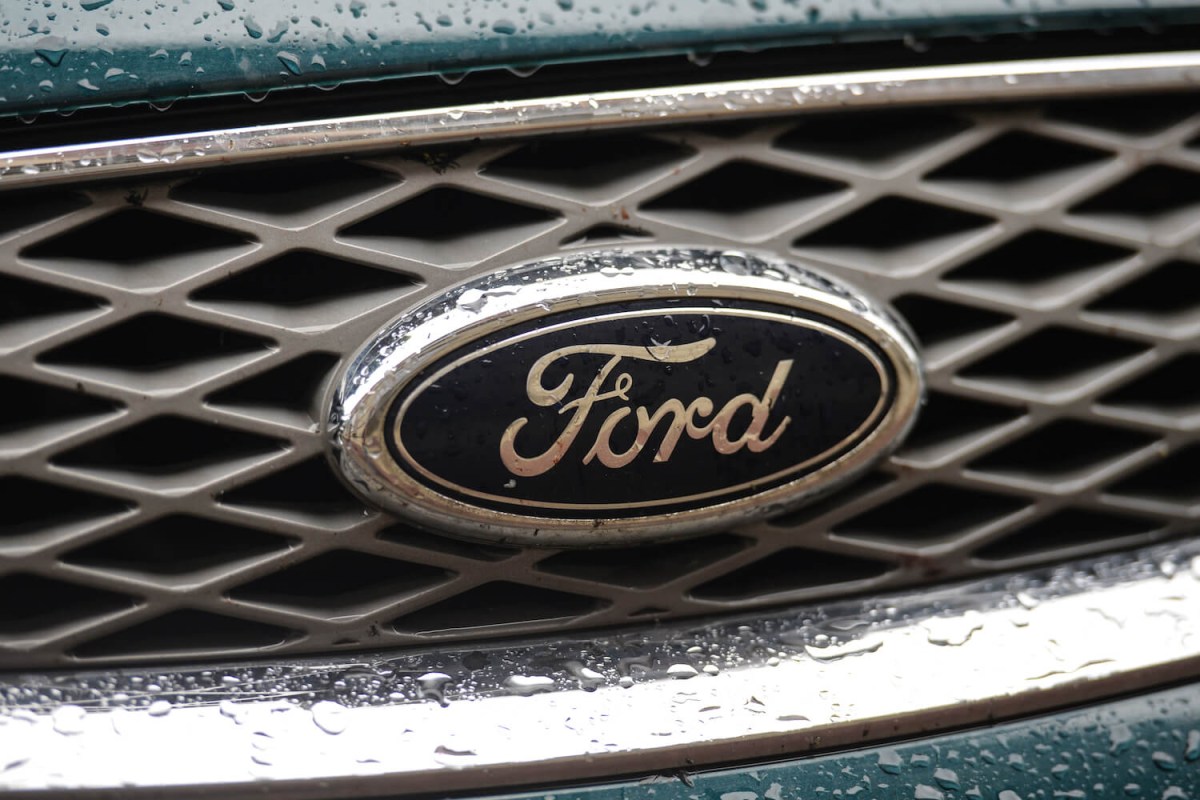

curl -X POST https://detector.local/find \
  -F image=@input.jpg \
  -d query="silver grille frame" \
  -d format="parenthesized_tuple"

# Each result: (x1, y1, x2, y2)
(2, 53, 1200, 668)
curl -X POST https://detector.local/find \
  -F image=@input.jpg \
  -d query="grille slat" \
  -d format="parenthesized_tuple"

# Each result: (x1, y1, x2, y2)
(2, 96, 1199, 667)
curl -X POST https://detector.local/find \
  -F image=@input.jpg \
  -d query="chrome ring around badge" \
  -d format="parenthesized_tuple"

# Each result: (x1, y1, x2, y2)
(329, 249, 924, 547)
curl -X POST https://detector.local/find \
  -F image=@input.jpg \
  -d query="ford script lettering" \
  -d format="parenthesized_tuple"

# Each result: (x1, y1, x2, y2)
(498, 340, 791, 476)
(332, 250, 923, 546)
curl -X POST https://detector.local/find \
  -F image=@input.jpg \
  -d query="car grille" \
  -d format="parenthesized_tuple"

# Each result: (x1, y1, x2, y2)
(2, 93, 1199, 668)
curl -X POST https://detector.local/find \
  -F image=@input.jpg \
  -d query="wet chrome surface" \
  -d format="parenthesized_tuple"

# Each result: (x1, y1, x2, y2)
(5, 51, 1200, 189)
(2, 540, 1199, 797)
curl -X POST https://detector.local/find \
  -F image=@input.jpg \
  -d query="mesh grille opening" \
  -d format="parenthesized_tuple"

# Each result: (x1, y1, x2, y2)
(770, 471, 895, 528)
(1087, 260, 1200, 330)
(62, 515, 294, 578)
(1106, 445, 1200, 507)
(926, 131, 1109, 185)
(170, 161, 395, 219)
(940, 230, 1133, 301)
(793, 196, 992, 271)
(0, 477, 132, 540)
(643, 160, 844, 214)
(973, 508, 1165, 562)
(0, 273, 104, 332)
(23, 209, 250, 267)
(1098, 354, 1200, 421)
(1046, 94, 1200, 135)
(392, 582, 605, 634)
(959, 326, 1150, 397)
(891, 294, 1013, 354)
(378, 525, 520, 562)
(190, 251, 415, 325)
(0, 574, 137, 636)
(205, 353, 342, 428)
(484, 135, 694, 194)
(1071, 165, 1200, 234)
(561, 223, 653, 246)
(0, 375, 119, 437)
(340, 187, 560, 265)
(229, 550, 453, 613)
(53, 416, 287, 479)
(219, 456, 370, 524)
(967, 419, 1159, 485)
(536, 534, 750, 589)
(0, 190, 88, 238)
(342, 187, 557, 242)
(774, 110, 970, 164)
(71, 610, 297, 659)
(38, 313, 274, 375)
(834, 484, 1031, 546)
(896, 392, 1025, 464)
(689, 548, 893, 601)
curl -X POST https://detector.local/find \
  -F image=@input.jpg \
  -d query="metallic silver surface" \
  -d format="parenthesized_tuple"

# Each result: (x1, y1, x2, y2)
(4, 51, 1200, 188)
(332, 249, 923, 546)
(4, 94, 1200, 668)
(2, 540, 1199, 797)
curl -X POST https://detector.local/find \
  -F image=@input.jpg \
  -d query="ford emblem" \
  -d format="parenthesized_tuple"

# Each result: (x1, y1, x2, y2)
(330, 249, 923, 546)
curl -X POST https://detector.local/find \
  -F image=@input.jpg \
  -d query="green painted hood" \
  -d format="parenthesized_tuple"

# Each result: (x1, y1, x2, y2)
(4, 0, 1200, 119)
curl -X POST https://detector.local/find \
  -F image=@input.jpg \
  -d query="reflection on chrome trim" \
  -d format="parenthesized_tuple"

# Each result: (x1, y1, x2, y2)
(2, 541, 1199, 797)
(3, 51, 1200, 189)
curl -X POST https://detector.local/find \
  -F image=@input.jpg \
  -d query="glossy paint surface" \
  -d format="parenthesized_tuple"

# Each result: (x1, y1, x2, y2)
(4, 0, 1200, 118)
(504, 681, 1200, 800)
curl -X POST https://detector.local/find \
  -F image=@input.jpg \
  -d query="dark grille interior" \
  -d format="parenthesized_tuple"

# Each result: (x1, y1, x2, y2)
(1, 94, 1198, 667)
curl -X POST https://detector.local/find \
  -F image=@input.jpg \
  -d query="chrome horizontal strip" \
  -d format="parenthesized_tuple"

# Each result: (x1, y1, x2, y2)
(3, 541, 1199, 798)
(5, 50, 1200, 190)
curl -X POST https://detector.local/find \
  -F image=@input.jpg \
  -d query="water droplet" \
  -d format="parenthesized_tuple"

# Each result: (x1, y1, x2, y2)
(311, 701, 347, 735)
(934, 768, 960, 790)
(915, 785, 944, 800)
(878, 749, 903, 775)
(492, 19, 517, 34)
(618, 676, 634, 688)
(1110, 723, 1134, 754)
(924, 612, 984, 646)
(147, 700, 171, 717)
(81, 0, 114, 9)
(504, 675, 555, 695)
(277, 51, 302, 75)
(218, 0, 235, 9)
(1152, 751, 1177, 771)
(417, 672, 452, 704)
(52, 705, 86, 735)
(34, 37, 69, 67)
(667, 664, 699, 679)
(1185, 729, 1199, 761)
(456, 288, 487, 312)
(244, 14, 264, 37)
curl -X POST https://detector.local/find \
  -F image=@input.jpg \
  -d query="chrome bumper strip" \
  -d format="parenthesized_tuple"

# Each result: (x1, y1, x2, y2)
(4, 50, 1200, 190)
(2, 541, 1199, 798)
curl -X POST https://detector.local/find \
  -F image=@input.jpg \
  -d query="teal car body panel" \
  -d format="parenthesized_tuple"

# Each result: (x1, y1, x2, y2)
(5, 0, 1200, 118)
(500, 682, 1200, 800)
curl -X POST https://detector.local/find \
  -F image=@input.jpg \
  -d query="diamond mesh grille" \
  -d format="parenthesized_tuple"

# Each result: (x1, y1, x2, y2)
(2, 94, 1199, 668)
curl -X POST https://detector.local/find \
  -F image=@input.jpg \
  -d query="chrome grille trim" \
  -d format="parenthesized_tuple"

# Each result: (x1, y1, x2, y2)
(2, 541, 1198, 798)
(5, 86, 1200, 666)
(4, 50, 1200, 189)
